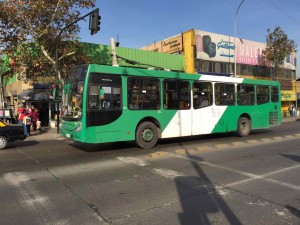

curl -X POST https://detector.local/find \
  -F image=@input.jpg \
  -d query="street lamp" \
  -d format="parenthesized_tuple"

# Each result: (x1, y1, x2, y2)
(234, 0, 245, 77)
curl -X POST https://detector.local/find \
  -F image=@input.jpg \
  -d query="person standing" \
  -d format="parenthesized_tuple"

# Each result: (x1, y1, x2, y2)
(23, 113, 31, 136)
(18, 104, 28, 135)
(31, 106, 39, 131)
(292, 104, 296, 118)
(17, 104, 26, 125)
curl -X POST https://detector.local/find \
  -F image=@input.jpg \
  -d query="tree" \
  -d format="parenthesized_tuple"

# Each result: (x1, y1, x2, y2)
(263, 26, 297, 81)
(0, 0, 96, 82)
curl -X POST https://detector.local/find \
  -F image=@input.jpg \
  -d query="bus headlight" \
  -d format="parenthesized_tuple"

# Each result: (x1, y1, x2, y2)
(75, 121, 82, 132)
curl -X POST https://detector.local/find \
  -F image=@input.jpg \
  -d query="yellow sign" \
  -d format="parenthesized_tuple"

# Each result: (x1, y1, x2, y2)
(281, 90, 296, 101)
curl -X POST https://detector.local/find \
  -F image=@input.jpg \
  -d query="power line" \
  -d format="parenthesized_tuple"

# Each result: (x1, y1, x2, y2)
(267, 0, 300, 27)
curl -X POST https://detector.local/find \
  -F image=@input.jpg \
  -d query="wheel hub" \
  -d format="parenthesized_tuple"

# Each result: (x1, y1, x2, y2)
(142, 128, 154, 142)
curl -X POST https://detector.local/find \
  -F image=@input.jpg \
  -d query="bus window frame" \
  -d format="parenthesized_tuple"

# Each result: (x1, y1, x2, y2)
(163, 79, 191, 110)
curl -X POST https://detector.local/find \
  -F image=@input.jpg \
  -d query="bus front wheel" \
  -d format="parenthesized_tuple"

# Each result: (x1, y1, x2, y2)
(136, 122, 158, 149)
(237, 117, 251, 137)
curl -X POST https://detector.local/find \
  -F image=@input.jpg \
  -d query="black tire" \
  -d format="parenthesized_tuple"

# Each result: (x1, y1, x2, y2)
(237, 117, 251, 137)
(136, 122, 158, 149)
(0, 136, 8, 150)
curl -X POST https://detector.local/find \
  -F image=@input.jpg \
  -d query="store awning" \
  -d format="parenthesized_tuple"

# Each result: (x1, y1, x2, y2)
(17, 89, 52, 101)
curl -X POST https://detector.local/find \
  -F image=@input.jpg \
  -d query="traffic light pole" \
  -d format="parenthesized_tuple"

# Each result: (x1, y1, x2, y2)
(55, 8, 100, 133)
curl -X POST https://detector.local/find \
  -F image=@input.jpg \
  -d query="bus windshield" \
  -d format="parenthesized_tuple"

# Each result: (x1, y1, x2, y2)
(62, 65, 88, 120)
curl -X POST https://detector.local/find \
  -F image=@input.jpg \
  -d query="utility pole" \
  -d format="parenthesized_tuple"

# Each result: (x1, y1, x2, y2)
(110, 38, 119, 66)
(234, 0, 245, 77)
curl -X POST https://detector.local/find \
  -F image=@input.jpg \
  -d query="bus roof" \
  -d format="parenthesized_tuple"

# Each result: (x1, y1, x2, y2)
(87, 64, 280, 86)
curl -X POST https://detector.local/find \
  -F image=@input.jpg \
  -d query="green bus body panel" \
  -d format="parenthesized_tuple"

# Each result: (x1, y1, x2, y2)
(211, 104, 281, 134)
(211, 77, 281, 134)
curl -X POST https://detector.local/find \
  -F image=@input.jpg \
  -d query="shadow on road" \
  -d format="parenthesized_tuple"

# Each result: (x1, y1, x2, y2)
(8, 140, 39, 149)
(69, 141, 136, 152)
(285, 205, 300, 219)
(279, 153, 300, 163)
(175, 149, 242, 225)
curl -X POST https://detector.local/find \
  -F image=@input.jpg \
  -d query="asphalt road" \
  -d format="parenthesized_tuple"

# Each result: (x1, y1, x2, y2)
(0, 120, 300, 225)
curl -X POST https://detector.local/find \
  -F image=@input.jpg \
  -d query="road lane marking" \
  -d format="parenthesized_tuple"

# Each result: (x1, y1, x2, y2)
(173, 154, 300, 192)
(117, 157, 148, 166)
(148, 151, 168, 158)
(284, 135, 294, 139)
(4, 172, 49, 208)
(174, 149, 187, 154)
(117, 156, 185, 180)
(152, 168, 184, 179)
(214, 144, 230, 148)
(232, 141, 244, 146)
(196, 146, 212, 151)
(247, 140, 259, 144)
(260, 138, 273, 142)
(273, 136, 284, 140)
(226, 164, 300, 188)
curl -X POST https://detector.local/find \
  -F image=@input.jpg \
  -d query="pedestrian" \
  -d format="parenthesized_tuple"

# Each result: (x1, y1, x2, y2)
(31, 106, 39, 131)
(17, 104, 26, 125)
(17, 103, 28, 135)
(23, 113, 31, 136)
(292, 104, 296, 118)
(289, 104, 293, 117)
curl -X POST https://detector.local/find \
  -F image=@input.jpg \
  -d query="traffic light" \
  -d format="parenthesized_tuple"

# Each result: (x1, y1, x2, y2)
(89, 8, 101, 35)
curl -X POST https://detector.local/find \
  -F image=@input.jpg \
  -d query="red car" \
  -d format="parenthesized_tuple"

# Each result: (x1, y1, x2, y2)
(0, 120, 27, 150)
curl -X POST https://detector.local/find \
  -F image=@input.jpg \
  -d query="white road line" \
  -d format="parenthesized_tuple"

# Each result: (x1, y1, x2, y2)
(174, 154, 300, 192)
(226, 164, 300, 187)
(117, 156, 148, 166)
(152, 168, 184, 179)
(4, 172, 49, 207)
(117, 156, 185, 180)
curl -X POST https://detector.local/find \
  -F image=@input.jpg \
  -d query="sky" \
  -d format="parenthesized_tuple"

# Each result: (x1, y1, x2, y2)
(77, 0, 300, 76)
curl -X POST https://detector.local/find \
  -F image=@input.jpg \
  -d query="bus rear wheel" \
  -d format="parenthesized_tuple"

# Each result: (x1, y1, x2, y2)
(136, 122, 158, 149)
(237, 117, 251, 137)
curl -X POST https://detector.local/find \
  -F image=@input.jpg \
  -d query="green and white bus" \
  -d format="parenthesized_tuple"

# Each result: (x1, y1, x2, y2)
(60, 64, 281, 149)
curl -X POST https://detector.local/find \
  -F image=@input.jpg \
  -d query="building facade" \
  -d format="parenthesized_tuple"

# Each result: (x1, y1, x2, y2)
(142, 29, 298, 116)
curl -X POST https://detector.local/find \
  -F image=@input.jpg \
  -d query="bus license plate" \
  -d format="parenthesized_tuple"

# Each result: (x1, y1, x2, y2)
(66, 133, 71, 138)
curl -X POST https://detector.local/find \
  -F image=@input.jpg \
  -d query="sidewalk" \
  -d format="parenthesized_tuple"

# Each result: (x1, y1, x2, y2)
(27, 127, 65, 141)
(282, 116, 299, 123)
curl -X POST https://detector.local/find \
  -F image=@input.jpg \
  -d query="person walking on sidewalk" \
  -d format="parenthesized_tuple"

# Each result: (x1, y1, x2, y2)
(31, 105, 39, 131)
(292, 104, 296, 118)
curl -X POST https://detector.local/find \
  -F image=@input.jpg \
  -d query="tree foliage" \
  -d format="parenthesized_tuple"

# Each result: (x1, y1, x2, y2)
(263, 26, 297, 80)
(0, 0, 96, 82)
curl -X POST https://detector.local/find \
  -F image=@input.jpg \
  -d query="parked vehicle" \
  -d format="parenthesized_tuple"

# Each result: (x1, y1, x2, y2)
(0, 120, 26, 150)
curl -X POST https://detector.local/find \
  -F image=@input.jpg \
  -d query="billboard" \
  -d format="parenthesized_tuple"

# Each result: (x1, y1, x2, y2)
(141, 34, 183, 54)
(195, 30, 296, 70)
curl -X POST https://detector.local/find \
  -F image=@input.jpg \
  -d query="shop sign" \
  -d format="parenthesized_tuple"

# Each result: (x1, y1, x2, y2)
(162, 36, 183, 53)
(281, 90, 296, 101)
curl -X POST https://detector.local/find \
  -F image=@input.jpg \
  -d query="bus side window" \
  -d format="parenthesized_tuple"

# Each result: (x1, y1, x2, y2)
(164, 80, 190, 110)
(257, 85, 270, 105)
(237, 84, 254, 105)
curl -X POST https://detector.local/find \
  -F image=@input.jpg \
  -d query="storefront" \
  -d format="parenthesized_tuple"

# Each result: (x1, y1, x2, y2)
(17, 84, 58, 127)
